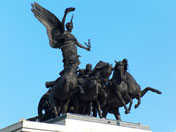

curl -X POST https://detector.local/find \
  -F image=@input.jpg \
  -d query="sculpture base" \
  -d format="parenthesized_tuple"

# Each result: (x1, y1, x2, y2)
(1, 113, 151, 132)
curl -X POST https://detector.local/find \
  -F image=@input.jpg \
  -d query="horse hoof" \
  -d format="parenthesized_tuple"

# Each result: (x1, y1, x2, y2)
(157, 90, 162, 94)
(80, 90, 85, 94)
(99, 115, 103, 118)
(125, 110, 130, 114)
(80, 92, 85, 94)
(134, 104, 138, 109)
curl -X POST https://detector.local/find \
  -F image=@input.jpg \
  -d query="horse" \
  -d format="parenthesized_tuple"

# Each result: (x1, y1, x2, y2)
(48, 65, 78, 117)
(106, 59, 132, 114)
(102, 59, 162, 120)
(70, 61, 113, 118)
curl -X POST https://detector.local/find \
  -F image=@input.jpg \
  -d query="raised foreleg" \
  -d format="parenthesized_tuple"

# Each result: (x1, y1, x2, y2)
(125, 93, 133, 112)
(134, 92, 141, 109)
(116, 91, 129, 114)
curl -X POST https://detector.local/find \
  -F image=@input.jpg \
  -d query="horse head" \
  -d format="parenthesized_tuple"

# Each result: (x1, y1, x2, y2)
(91, 61, 113, 81)
(102, 63, 113, 81)
(113, 59, 128, 82)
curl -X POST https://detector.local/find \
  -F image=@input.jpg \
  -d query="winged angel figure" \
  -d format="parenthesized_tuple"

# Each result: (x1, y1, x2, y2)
(31, 2, 91, 69)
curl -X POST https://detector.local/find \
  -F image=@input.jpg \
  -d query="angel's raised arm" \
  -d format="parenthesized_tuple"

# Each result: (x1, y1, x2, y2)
(62, 8, 75, 26)
(62, 11, 67, 26)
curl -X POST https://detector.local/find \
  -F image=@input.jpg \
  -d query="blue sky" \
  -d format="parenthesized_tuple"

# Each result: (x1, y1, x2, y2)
(0, 0, 175, 132)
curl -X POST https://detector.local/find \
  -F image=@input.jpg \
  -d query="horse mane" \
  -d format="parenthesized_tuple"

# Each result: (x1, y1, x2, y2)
(122, 59, 128, 73)
(90, 61, 108, 76)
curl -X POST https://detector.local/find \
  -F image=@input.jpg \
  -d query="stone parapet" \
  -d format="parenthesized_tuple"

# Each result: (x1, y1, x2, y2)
(1, 113, 152, 132)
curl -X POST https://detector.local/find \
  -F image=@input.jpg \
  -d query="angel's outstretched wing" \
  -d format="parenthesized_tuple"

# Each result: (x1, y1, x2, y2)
(31, 2, 64, 48)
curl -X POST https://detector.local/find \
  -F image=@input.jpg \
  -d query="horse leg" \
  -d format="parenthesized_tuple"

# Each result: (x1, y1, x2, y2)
(125, 94, 133, 113)
(134, 87, 162, 109)
(95, 81, 100, 95)
(85, 101, 92, 115)
(92, 104, 97, 117)
(95, 100, 103, 118)
(116, 91, 129, 114)
(114, 108, 121, 121)
(115, 114, 121, 121)
(76, 85, 85, 94)
(48, 93, 59, 117)
(134, 92, 141, 108)
(71, 95, 79, 113)
(62, 99, 70, 114)
(141, 87, 162, 97)
(102, 105, 110, 119)
(99, 89, 107, 107)
(78, 104, 84, 114)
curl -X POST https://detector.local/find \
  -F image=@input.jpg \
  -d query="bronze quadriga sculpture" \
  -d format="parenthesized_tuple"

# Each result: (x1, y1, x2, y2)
(31, 2, 162, 122)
